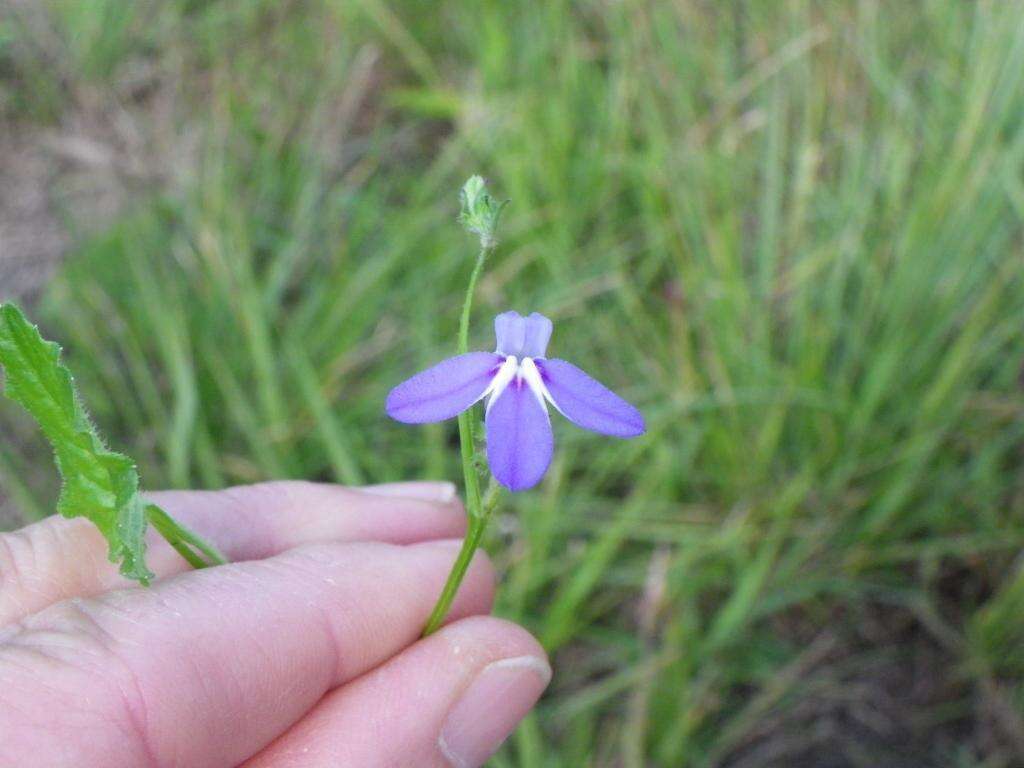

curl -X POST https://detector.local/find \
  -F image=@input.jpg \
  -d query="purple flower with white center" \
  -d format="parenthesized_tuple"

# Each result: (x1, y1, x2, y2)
(386, 310, 645, 491)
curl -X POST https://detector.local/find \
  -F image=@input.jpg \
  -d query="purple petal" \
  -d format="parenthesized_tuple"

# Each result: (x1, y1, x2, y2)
(486, 379, 554, 491)
(536, 359, 645, 438)
(522, 312, 553, 358)
(386, 352, 502, 423)
(494, 310, 554, 358)
(494, 311, 526, 357)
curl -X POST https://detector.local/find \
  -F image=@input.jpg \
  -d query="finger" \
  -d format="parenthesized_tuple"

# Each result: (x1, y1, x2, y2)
(245, 616, 551, 768)
(0, 480, 463, 626)
(0, 538, 493, 768)
(148, 480, 463, 561)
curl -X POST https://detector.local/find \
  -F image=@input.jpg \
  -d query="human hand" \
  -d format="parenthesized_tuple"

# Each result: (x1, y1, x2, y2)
(0, 481, 550, 767)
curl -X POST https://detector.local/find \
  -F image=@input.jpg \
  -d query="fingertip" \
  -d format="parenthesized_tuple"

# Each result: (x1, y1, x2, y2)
(243, 615, 549, 768)
(435, 615, 550, 675)
(436, 618, 551, 767)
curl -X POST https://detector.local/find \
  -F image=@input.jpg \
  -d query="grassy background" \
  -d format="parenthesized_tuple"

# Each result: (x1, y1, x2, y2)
(2, 1, 1024, 765)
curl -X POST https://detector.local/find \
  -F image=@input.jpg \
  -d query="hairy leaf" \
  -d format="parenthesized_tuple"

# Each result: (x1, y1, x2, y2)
(0, 303, 153, 584)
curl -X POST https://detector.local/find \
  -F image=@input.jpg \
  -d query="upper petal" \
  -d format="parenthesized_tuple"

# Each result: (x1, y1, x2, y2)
(522, 312, 553, 358)
(535, 358, 645, 438)
(485, 378, 554, 491)
(494, 311, 526, 357)
(494, 311, 554, 358)
(386, 352, 502, 423)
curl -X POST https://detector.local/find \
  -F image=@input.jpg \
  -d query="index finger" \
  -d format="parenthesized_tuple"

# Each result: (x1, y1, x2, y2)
(0, 480, 464, 627)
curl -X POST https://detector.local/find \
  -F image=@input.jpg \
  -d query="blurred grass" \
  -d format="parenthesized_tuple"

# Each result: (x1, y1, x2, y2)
(2, 0, 1024, 765)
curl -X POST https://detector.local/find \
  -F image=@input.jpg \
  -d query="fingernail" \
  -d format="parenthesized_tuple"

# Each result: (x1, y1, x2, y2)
(361, 481, 457, 503)
(439, 655, 551, 767)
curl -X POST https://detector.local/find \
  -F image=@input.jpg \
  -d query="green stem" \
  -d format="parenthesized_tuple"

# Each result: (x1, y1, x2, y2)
(423, 481, 502, 636)
(146, 504, 228, 569)
(423, 243, 499, 636)
(455, 245, 489, 517)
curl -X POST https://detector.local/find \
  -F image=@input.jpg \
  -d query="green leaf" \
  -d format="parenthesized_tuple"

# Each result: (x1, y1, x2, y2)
(0, 303, 154, 584)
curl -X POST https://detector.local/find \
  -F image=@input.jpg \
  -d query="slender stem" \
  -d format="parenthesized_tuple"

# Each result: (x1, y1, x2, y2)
(458, 247, 488, 355)
(423, 243, 499, 636)
(423, 481, 502, 636)
(146, 504, 228, 569)
(455, 245, 490, 519)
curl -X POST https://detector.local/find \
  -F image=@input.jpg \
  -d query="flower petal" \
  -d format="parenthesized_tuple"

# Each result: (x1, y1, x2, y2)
(386, 352, 502, 423)
(535, 359, 645, 438)
(494, 311, 526, 357)
(522, 312, 553, 358)
(486, 378, 554, 491)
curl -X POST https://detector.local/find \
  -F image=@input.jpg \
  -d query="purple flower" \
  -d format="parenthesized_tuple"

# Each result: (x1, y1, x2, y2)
(386, 311, 645, 491)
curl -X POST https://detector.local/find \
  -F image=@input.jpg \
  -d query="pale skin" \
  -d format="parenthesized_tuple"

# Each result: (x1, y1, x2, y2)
(0, 481, 551, 767)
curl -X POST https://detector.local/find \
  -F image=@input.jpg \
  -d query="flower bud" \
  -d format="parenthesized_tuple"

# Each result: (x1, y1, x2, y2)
(458, 175, 507, 249)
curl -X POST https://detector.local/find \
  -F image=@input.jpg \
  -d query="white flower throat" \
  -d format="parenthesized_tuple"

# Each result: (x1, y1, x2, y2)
(484, 356, 551, 412)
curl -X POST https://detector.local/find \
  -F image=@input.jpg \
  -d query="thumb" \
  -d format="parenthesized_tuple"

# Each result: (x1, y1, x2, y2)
(245, 616, 551, 767)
